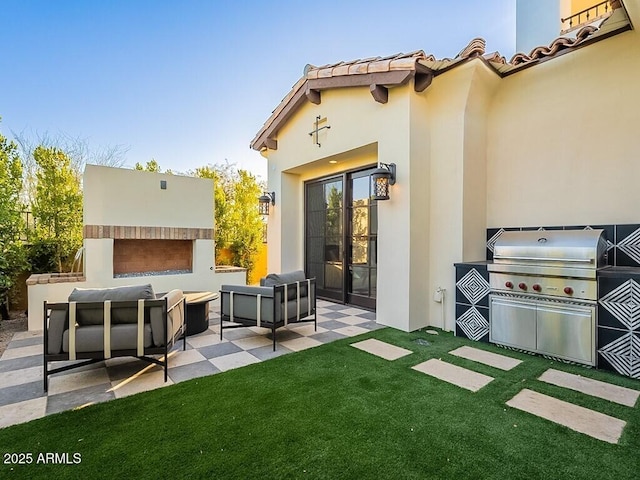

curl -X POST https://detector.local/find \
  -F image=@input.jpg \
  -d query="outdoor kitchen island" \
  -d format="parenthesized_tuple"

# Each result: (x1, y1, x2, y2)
(487, 229, 605, 367)
(455, 225, 640, 380)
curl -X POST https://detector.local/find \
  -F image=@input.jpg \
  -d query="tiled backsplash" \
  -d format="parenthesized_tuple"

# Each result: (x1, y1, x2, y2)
(486, 223, 640, 267)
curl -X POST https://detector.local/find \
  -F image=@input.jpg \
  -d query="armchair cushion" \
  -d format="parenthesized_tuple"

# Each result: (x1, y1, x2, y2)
(63, 324, 154, 353)
(68, 284, 156, 325)
(150, 289, 185, 347)
(261, 270, 306, 286)
(47, 309, 68, 355)
(261, 270, 308, 299)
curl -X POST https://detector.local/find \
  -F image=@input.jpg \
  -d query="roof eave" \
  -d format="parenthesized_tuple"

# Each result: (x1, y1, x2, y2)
(250, 68, 433, 151)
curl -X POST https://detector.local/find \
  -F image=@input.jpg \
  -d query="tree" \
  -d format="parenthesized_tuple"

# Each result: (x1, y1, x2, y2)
(194, 163, 264, 280)
(134, 159, 161, 172)
(13, 130, 128, 207)
(0, 126, 26, 319)
(228, 169, 265, 275)
(134, 159, 174, 175)
(32, 146, 83, 272)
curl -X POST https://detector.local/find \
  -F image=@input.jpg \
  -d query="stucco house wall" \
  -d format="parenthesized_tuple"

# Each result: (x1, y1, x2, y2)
(487, 19, 640, 228)
(263, 84, 432, 331)
(420, 61, 500, 330)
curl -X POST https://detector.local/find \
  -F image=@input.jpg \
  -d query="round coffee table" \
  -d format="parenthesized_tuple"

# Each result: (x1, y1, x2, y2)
(184, 291, 219, 336)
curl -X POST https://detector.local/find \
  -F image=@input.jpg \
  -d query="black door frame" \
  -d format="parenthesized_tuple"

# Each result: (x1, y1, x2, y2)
(304, 165, 378, 310)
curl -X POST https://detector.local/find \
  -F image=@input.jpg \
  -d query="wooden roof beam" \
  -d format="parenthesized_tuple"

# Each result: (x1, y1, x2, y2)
(305, 87, 321, 105)
(414, 72, 433, 92)
(370, 84, 388, 104)
(264, 138, 277, 150)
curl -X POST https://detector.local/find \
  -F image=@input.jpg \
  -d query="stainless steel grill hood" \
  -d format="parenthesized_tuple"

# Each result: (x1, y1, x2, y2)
(488, 229, 608, 278)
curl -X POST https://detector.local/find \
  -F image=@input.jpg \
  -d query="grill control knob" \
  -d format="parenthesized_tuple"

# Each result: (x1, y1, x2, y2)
(518, 282, 527, 290)
(564, 286, 574, 295)
(533, 284, 542, 292)
(505, 281, 513, 289)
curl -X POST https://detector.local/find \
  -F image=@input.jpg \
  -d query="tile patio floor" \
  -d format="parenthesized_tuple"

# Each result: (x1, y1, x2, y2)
(0, 299, 382, 429)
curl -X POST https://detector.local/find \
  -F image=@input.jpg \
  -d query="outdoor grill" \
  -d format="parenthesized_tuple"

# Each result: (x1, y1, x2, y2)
(487, 229, 608, 366)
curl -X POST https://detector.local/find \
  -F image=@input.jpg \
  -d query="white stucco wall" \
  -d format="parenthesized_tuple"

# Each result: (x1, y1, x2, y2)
(84, 164, 213, 228)
(264, 84, 428, 331)
(417, 61, 499, 331)
(488, 20, 640, 228)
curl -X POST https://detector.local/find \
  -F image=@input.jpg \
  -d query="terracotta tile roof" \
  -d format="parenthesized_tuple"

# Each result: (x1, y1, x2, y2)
(251, 3, 631, 151)
(251, 41, 483, 150)
(306, 50, 436, 80)
(510, 25, 598, 65)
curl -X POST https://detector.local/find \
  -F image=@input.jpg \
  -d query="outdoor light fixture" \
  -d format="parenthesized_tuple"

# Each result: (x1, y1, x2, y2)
(258, 191, 276, 215)
(371, 163, 396, 201)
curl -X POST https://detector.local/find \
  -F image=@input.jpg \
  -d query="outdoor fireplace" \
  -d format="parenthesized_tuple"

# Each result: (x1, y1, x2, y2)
(83, 225, 207, 278)
(113, 239, 193, 277)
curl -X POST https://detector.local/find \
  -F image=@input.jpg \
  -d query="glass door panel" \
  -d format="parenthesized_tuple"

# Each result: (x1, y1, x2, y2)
(305, 176, 344, 301)
(347, 171, 377, 309)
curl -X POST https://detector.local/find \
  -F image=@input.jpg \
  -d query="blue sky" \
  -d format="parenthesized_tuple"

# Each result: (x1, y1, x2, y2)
(0, 1, 515, 180)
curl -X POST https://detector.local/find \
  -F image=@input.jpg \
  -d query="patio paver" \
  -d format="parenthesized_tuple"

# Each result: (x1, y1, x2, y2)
(48, 368, 112, 395)
(110, 369, 174, 399)
(449, 346, 522, 371)
(210, 351, 261, 371)
(351, 338, 413, 361)
(0, 365, 42, 388)
(506, 388, 627, 444)
(1, 343, 42, 360)
(0, 397, 47, 429)
(538, 368, 640, 407)
(280, 336, 323, 352)
(412, 358, 494, 392)
(334, 325, 370, 337)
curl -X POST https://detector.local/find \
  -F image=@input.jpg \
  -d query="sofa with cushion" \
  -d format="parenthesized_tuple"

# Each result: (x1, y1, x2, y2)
(43, 284, 185, 391)
(220, 270, 316, 350)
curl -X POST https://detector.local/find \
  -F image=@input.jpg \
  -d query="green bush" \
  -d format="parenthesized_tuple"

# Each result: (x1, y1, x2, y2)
(26, 239, 60, 273)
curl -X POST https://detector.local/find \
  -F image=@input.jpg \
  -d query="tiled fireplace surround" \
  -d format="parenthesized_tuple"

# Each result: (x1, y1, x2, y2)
(455, 223, 640, 380)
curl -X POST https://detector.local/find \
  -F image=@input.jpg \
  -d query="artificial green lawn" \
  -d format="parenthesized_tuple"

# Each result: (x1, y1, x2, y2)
(1, 327, 640, 479)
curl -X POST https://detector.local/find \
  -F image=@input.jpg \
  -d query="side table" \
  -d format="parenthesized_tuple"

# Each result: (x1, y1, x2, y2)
(184, 291, 219, 336)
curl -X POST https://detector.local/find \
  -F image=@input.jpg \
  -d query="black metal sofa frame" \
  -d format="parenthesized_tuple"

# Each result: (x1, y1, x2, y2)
(43, 295, 186, 392)
(220, 278, 317, 351)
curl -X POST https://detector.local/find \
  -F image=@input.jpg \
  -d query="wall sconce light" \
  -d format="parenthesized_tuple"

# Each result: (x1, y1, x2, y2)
(258, 191, 276, 215)
(371, 163, 396, 201)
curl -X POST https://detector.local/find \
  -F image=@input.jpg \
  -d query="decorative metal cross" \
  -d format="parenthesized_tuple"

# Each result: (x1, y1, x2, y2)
(308, 115, 331, 147)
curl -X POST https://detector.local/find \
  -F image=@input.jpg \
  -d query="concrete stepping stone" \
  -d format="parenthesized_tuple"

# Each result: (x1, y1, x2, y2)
(412, 358, 494, 392)
(351, 339, 413, 361)
(539, 368, 639, 407)
(506, 388, 626, 444)
(449, 346, 522, 371)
